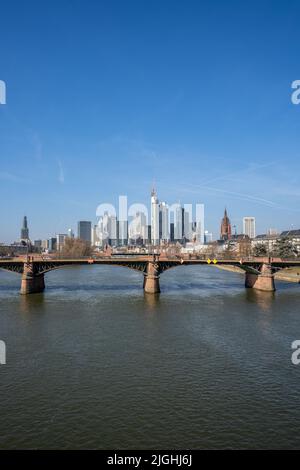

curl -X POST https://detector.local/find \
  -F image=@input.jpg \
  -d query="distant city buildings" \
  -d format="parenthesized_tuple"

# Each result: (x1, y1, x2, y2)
(34, 240, 42, 249)
(149, 190, 204, 246)
(56, 233, 68, 252)
(243, 217, 256, 239)
(267, 228, 279, 236)
(204, 230, 213, 244)
(129, 211, 148, 244)
(1, 207, 299, 259)
(151, 188, 160, 245)
(68, 228, 74, 238)
(11, 191, 205, 253)
(159, 201, 169, 243)
(20, 216, 29, 242)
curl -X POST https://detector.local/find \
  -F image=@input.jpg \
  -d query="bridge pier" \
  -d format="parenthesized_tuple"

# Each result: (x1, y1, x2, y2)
(20, 261, 45, 295)
(144, 260, 160, 294)
(245, 263, 275, 292)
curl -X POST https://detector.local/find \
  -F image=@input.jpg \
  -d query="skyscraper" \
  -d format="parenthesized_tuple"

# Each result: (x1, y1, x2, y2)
(174, 204, 183, 241)
(159, 201, 169, 243)
(56, 234, 68, 251)
(78, 221, 92, 244)
(220, 208, 232, 241)
(20, 216, 29, 241)
(129, 212, 148, 244)
(243, 217, 256, 239)
(184, 209, 192, 241)
(151, 188, 160, 245)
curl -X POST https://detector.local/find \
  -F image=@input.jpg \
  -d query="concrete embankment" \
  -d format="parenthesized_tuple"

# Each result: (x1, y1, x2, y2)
(216, 264, 300, 283)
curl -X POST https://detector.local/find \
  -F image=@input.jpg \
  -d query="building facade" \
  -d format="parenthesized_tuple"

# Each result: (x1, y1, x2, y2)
(220, 208, 232, 241)
(243, 217, 256, 239)
(151, 188, 160, 245)
(78, 221, 92, 244)
(20, 216, 29, 241)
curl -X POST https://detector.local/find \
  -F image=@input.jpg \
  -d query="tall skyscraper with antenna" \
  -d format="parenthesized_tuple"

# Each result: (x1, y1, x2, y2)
(20, 216, 29, 241)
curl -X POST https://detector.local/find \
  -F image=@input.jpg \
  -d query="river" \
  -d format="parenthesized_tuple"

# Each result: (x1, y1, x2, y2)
(0, 265, 300, 449)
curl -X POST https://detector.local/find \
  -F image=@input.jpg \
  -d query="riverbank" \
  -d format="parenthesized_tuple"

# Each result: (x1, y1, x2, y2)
(216, 264, 300, 283)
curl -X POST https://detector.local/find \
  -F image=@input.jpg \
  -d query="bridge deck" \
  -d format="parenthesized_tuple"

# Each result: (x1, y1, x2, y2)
(1, 257, 300, 268)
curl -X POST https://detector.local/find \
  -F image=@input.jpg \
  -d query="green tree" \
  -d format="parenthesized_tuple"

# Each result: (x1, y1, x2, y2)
(272, 237, 297, 258)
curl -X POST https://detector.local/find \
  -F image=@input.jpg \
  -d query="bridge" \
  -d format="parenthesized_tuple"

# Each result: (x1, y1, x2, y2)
(0, 254, 300, 295)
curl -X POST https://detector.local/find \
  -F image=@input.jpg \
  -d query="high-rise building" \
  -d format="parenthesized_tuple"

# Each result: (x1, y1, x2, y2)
(204, 231, 213, 244)
(56, 233, 68, 251)
(243, 217, 256, 239)
(170, 223, 175, 242)
(96, 212, 118, 247)
(108, 215, 117, 246)
(48, 237, 57, 252)
(34, 240, 42, 250)
(41, 239, 48, 250)
(129, 212, 148, 244)
(220, 208, 232, 241)
(184, 209, 193, 241)
(151, 188, 160, 245)
(67, 228, 74, 238)
(20, 216, 29, 241)
(78, 221, 92, 244)
(118, 220, 128, 246)
(91, 224, 98, 246)
(267, 228, 278, 236)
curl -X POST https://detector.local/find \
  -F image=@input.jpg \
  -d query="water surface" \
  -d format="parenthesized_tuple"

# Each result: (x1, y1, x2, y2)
(0, 265, 300, 449)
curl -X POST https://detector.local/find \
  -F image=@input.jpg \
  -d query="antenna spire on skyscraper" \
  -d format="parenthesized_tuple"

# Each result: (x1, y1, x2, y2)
(151, 180, 156, 197)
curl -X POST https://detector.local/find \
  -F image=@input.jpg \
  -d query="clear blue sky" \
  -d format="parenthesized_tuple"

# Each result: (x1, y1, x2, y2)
(1, 0, 300, 243)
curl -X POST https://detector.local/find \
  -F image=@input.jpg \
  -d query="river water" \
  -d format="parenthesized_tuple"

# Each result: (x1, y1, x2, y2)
(0, 265, 300, 449)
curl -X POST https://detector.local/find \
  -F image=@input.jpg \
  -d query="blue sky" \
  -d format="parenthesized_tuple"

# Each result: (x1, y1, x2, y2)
(0, 0, 300, 243)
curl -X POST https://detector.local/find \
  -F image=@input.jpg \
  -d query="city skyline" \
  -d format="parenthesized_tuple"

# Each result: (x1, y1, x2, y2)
(1, 1, 300, 243)
(6, 199, 290, 248)
(1, 202, 290, 245)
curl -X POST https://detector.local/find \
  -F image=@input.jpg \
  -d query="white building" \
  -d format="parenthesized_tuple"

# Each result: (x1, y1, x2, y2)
(118, 220, 128, 246)
(174, 204, 183, 241)
(204, 230, 213, 243)
(56, 233, 68, 251)
(67, 228, 74, 238)
(129, 212, 148, 243)
(91, 224, 99, 246)
(96, 212, 118, 246)
(159, 201, 170, 242)
(184, 209, 193, 241)
(243, 217, 256, 239)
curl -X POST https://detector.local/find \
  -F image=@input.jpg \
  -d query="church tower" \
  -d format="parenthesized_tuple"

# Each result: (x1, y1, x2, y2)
(20, 216, 29, 241)
(220, 208, 232, 241)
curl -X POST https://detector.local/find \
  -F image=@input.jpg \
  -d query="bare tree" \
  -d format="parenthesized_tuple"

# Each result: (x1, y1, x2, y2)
(60, 238, 93, 258)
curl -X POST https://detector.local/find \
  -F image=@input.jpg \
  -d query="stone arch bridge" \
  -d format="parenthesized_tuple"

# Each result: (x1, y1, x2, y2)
(0, 255, 299, 295)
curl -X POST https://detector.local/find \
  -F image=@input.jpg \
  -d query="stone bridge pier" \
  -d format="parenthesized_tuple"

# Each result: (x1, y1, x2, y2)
(245, 263, 275, 292)
(20, 259, 45, 295)
(143, 260, 161, 294)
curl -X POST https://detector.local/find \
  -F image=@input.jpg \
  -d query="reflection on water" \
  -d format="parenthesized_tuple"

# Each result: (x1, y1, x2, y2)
(0, 265, 300, 449)
(143, 292, 161, 310)
(19, 293, 45, 315)
(245, 288, 275, 312)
